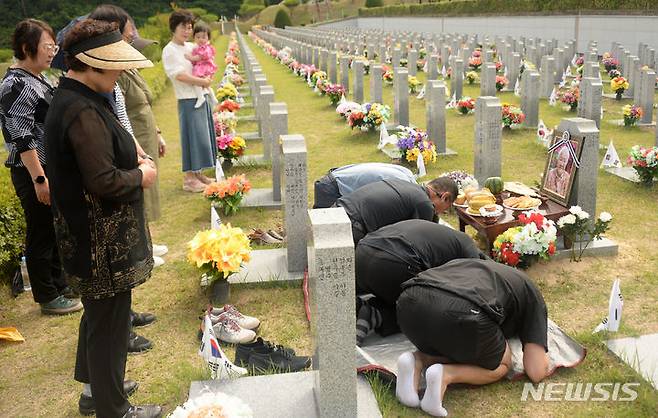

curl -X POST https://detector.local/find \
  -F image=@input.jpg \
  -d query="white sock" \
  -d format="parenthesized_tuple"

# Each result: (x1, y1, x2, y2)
(82, 383, 92, 397)
(421, 364, 448, 417)
(395, 351, 420, 407)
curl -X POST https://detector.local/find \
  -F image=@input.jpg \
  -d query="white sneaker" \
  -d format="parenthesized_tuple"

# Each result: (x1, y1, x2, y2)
(212, 313, 256, 344)
(153, 256, 165, 268)
(210, 305, 260, 330)
(152, 244, 168, 257)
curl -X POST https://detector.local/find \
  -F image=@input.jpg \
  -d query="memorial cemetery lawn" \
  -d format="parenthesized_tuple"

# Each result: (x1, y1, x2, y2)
(1, 34, 658, 416)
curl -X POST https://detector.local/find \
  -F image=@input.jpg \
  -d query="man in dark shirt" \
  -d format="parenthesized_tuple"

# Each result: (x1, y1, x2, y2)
(394, 259, 549, 416)
(337, 176, 458, 245)
(355, 220, 486, 344)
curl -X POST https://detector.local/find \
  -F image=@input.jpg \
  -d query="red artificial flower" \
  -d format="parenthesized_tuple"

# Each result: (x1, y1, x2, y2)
(548, 242, 556, 255)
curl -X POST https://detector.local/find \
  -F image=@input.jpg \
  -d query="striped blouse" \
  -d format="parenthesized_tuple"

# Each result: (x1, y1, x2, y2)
(0, 68, 54, 168)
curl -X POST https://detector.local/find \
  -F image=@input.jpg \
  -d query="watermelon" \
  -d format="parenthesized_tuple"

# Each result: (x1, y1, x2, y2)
(484, 177, 504, 195)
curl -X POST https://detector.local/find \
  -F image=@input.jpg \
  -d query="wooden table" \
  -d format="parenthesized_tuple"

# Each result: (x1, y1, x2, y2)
(455, 198, 570, 252)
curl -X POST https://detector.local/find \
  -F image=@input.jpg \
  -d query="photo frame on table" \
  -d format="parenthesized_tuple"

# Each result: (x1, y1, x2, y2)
(540, 130, 584, 206)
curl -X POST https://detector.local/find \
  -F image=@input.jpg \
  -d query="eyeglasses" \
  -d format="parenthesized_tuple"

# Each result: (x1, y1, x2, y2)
(42, 44, 60, 54)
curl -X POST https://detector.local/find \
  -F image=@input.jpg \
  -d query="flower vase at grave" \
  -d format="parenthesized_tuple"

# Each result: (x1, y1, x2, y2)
(221, 158, 234, 172)
(569, 102, 578, 112)
(615, 90, 623, 100)
(210, 278, 231, 305)
(562, 235, 573, 249)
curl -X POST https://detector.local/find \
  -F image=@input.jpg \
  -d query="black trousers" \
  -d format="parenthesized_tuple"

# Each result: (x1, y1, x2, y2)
(355, 245, 416, 336)
(75, 291, 132, 418)
(313, 173, 341, 209)
(10, 166, 67, 303)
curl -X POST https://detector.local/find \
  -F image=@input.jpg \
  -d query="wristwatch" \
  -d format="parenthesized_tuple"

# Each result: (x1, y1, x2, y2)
(140, 154, 154, 161)
(34, 175, 45, 184)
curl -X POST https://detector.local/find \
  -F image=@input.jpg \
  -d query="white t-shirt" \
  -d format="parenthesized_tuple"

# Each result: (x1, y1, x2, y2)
(162, 41, 198, 99)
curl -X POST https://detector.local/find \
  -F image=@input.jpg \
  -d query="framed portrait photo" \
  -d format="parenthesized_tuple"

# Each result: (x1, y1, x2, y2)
(540, 131, 584, 206)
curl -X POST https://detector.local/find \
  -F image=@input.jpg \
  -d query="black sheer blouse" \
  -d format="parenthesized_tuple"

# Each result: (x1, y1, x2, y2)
(45, 77, 153, 299)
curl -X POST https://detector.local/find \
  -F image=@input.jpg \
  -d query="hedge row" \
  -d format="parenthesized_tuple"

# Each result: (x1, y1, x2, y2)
(0, 166, 25, 280)
(359, 0, 658, 17)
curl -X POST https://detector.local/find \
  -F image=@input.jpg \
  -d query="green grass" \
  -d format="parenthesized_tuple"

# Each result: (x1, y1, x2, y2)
(0, 33, 657, 417)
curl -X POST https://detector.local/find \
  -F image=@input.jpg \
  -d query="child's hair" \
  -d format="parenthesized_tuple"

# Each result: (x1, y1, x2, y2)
(193, 21, 211, 38)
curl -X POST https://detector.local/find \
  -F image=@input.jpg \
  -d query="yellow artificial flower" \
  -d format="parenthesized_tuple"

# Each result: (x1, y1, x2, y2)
(406, 148, 419, 162)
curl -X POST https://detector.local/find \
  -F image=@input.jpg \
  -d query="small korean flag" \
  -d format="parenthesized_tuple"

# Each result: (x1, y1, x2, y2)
(416, 153, 427, 179)
(593, 279, 624, 333)
(513, 78, 521, 97)
(548, 87, 558, 106)
(441, 65, 447, 79)
(416, 85, 426, 100)
(600, 140, 622, 169)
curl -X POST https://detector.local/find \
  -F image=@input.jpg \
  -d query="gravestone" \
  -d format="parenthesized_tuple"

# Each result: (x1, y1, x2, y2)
(313, 47, 320, 68)
(392, 48, 401, 68)
(485, 49, 494, 62)
(353, 60, 364, 103)
(428, 54, 439, 80)
(625, 56, 640, 98)
(504, 53, 521, 91)
(638, 69, 656, 125)
(481, 63, 497, 96)
(521, 71, 540, 128)
(577, 77, 603, 129)
(451, 59, 464, 100)
(241, 101, 286, 208)
(407, 49, 418, 76)
(474, 97, 502, 185)
(440, 45, 450, 66)
(307, 207, 357, 417)
(393, 67, 409, 126)
(378, 44, 387, 64)
(328, 51, 337, 84)
(340, 56, 350, 93)
(281, 134, 308, 273)
(540, 55, 555, 98)
(370, 64, 383, 104)
(258, 85, 275, 160)
(584, 62, 600, 79)
(320, 48, 329, 73)
(427, 80, 455, 155)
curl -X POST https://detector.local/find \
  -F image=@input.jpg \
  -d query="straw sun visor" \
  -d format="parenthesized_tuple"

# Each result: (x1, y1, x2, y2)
(69, 30, 153, 70)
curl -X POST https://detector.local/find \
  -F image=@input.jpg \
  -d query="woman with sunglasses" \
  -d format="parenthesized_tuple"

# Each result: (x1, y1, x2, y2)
(0, 19, 82, 315)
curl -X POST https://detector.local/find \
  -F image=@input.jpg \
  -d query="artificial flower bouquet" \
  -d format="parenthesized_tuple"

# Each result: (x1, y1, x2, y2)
(187, 223, 252, 280)
(557, 206, 612, 261)
(495, 75, 509, 91)
(408, 76, 422, 94)
(559, 86, 580, 111)
(310, 70, 327, 87)
(383, 70, 394, 84)
(466, 71, 480, 85)
(622, 104, 642, 127)
(456, 97, 476, 115)
(395, 126, 437, 165)
(216, 82, 238, 102)
(439, 170, 479, 192)
(324, 83, 346, 106)
(492, 211, 557, 268)
(468, 56, 482, 71)
(627, 145, 658, 186)
(336, 100, 361, 119)
(203, 175, 252, 216)
(610, 76, 629, 99)
(224, 55, 239, 66)
(216, 133, 246, 162)
(217, 99, 240, 113)
(399, 58, 408, 68)
(602, 53, 619, 72)
(501, 104, 526, 128)
(362, 102, 391, 130)
(229, 73, 244, 86)
(213, 111, 237, 135)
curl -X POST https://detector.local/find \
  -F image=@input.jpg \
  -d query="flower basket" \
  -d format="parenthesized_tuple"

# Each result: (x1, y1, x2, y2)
(622, 104, 642, 127)
(628, 145, 658, 186)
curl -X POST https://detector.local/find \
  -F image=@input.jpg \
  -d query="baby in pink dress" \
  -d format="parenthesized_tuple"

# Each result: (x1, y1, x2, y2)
(186, 22, 218, 108)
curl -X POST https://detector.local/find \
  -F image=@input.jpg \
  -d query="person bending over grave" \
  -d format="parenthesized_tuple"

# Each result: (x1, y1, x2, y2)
(355, 220, 487, 345)
(394, 258, 549, 417)
(336, 177, 457, 245)
(313, 162, 416, 208)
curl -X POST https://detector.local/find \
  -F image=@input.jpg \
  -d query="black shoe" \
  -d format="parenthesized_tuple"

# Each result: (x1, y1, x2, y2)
(122, 405, 162, 418)
(60, 286, 80, 299)
(78, 380, 139, 416)
(236, 337, 310, 374)
(131, 310, 157, 328)
(128, 332, 152, 354)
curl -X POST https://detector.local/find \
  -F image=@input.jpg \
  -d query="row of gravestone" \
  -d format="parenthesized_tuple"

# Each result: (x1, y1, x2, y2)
(208, 30, 363, 418)
(268, 26, 658, 146)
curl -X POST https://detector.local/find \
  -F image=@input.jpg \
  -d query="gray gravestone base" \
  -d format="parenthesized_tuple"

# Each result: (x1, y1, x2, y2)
(236, 114, 257, 122)
(606, 333, 658, 390)
(240, 188, 283, 209)
(604, 166, 657, 183)
(606, 119, 656, 128)
(231, 248, 304, 283)
(552, 236, 618, 260)
(238, 131, 262, 141)
(234, 154, 267, 166)
(188, 372, 382, 418)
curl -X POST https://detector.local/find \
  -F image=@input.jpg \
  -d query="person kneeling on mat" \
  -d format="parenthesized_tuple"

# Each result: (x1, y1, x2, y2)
(355, 220, 487, 346)
(337, 177, 457, 245)
(313, 162, 416, 208)
(395, 258, 550, 417)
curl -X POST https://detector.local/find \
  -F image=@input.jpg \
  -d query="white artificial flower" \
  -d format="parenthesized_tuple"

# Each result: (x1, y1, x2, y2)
(569, 206, 582, 215)
(577, 211, 590, 220)
(557, 214, 577, 227)
(599, 212, 613, 223)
